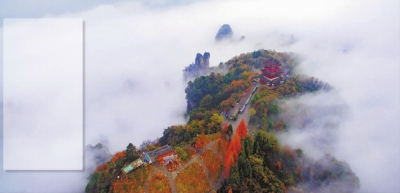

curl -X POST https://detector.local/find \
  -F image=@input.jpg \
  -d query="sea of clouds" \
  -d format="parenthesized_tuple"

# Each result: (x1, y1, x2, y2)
(0, 0, 398, 192)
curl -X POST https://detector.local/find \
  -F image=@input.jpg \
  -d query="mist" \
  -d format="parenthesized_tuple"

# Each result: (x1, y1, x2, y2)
(0, 0, 399, 192)
(276, 91, 350, 157)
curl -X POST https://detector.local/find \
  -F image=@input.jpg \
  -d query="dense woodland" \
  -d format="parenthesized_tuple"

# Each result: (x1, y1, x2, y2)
(85, 49, 358, 193)
(217, 128, 359, 193)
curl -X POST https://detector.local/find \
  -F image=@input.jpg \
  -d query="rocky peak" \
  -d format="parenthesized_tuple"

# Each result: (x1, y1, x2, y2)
(194, 52, 210, 71)
(195, 53, 204, 66)
(215, 24, 233, 41)
(183, 52, 211, 81)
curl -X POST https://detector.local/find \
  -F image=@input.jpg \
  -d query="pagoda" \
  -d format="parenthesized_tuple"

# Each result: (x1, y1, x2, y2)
(259, 57, 285, 87)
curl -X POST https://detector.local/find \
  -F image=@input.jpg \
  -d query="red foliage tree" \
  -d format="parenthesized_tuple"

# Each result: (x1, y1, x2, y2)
(227, 146, 237, 163)
(95, 163, 108, 172)
(231, 133, 241, 160)
(221, 118, 252, 179)
(111, 151, 126, 163)
(283, 145, 296, 157)
(223, 150, 235, 178)
(236, 119, 248, 139)
(276, 161, 282, 170)
(280, 183, 287, 193)
(295, 167, 303, 174)
(222, 123, 228, 133)
(223, 131, 243, 178)
(221, 124, 229, 139)
(195, 133, 207, 148)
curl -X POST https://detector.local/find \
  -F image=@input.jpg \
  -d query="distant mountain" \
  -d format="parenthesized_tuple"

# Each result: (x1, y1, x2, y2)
(215, 24, 233, 41)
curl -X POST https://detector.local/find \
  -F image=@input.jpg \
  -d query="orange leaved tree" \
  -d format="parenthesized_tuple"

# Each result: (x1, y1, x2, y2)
(223, 150, 235, 177)
(221, 124, 229, 140)
(222, 124, 228, 133)
(222, 119, 251, 178)
(231, 133, 241, 160)
(95, 163, 108, 172)
(276, 161, 282, 170)
(195, 133, 207, 148)
(111, 151, 126, 163)
(282, 145, 296, 157)
(236, 119, 248, 139)
(223, 131, 243, 177)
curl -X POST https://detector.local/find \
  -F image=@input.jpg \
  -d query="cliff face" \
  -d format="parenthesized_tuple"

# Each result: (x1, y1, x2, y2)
(183, 52, 210, 81)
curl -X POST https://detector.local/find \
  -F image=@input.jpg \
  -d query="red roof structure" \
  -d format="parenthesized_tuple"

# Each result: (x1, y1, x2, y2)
(259, 57, 285, 87)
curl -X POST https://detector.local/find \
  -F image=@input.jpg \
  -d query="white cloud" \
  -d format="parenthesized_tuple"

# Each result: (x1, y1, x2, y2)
(3, 19, 83, 170)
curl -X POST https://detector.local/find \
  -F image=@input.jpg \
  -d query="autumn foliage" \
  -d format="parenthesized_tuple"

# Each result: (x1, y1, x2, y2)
(223, 136, 240, 177)
(283, 145, 296, 157)
(221, 124, 229, 139)
(280, 183, 287, 193)
(276, 161, 282, 170)
(223, 120, 249, 177)
(111, 151, 126, 163)
(231, 134, 242, 160)
(214, 138, 230, 157)
(295, 167, 303, 175)
(184, 147, 196, 163)
(206, 132, 221, 141)
(201, 149, 223, 182)
(236, 119, 248, 139)
(222, 124, 228, 133)
(112, 165, 152, 193)
(149, 173, 172, 193)
(195, 133, 208, 148)
(174, 163, 211, 193)
(223, 150, 235, 178)
(94, 163, 108, 172)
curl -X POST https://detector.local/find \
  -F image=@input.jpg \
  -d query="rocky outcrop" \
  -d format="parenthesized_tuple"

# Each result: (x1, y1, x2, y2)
(195, 52, 210, 71)
(203, 52, 210, 68)
(183, 52, 210, 80)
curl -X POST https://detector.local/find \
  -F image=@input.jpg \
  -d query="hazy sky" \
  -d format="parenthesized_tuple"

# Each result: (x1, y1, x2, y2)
(0, 0, 399, 192)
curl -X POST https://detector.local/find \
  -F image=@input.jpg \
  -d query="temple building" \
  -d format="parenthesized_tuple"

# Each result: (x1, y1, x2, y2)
(259, 57, 285, 87)
(121, 145, 179, 174)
